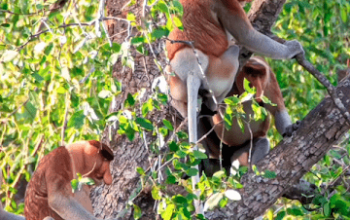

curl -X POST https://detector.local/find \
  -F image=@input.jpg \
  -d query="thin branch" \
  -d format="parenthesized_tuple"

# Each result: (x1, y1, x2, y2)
(295, 54, 350, 126)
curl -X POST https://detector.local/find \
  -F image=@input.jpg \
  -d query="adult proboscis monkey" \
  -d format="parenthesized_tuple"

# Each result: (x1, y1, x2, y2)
(166, 0, 304, 213)
(199, 57, 299, 176)
(24, 140, 118, 220)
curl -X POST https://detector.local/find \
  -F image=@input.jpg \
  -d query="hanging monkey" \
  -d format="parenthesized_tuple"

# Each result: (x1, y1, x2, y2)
(166, 0, 304, 213)
(24, 140, 117, 220)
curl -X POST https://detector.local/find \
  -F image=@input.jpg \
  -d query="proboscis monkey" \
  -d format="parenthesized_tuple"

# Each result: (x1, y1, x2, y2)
(24, 140, 117, 220)
(166, 0, 304, 213)
(209, 57, 298, 168)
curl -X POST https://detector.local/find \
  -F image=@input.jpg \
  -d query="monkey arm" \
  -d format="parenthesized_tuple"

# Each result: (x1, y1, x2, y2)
(215, 1, 304, 59)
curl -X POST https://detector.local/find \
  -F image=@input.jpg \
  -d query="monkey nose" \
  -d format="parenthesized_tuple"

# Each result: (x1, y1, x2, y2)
(103, 172, 113, 185)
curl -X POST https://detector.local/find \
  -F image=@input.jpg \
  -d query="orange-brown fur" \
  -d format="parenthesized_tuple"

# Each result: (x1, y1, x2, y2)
(212, 57, 286, 147)
(24, 140, 114, 220)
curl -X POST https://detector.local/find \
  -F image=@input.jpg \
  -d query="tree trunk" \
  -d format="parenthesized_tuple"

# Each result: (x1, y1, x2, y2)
(90, 0, 350, 219)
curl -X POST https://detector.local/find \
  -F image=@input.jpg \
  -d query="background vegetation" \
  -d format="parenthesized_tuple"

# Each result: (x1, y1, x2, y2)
(0, 0, 349, 219)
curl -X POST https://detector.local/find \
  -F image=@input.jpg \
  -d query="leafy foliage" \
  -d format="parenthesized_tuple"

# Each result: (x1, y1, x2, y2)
(0, 0, 350, 219)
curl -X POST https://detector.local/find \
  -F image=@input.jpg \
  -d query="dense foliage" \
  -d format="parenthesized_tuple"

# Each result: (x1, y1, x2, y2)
(0, 0, 349, 219)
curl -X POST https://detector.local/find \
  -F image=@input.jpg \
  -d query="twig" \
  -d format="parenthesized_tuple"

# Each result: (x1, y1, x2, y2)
(196, 120, 223, 144)
(60, 92, 70, 146)
(98, 0, 112, 47)
(295, 54, 350, 126)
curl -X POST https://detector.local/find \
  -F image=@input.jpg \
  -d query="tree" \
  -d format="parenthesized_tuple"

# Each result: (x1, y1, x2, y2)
(0, 0, 350, 219)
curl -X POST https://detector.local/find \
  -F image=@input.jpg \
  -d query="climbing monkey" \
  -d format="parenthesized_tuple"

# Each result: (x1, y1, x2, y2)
(203, 57, 298, 171)
(166, 0, 304, 213)
(24, 140, 117, 220)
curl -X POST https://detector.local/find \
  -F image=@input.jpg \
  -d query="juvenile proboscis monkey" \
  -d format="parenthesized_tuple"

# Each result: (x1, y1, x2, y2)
(166, 0, 304, 213)
(24, 140, 117, 220)
(202, 57, 298, 172)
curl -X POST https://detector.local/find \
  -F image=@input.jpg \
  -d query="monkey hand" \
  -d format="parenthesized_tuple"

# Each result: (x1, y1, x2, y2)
(283, 120, 301, 137)
(283, 40, 305, 59)
(43, 217, 55, 220)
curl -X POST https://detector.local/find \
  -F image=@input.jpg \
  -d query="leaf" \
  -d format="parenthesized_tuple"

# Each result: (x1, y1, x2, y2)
(185, 168, 198, 177)
(340, 8, 348, 23)
(125, 93, 135, 107)
(135, 117, 154, 131)
(192, 150, 208, 159)
(162, 119, 174, 131)
(136, 167, 145, 176)
(71, 179, 79, 193)
(204, 193, 224, 211)
(224, 190, 241, 201)
(243, 78, 254, 93)
(161, 203, 174, 220)
(323, 202, 331, 217)
(133, 204, 142, 220)
(24, 101, 37, 119)
(151, 186, 162, 200)
(68, 110, 85, 129)
(173, 195, 187, 204)
(98, 90, 112, 99)
(80, 177, 95, 186)
(263, 170, 277, 179)
(169, 141, 179, 152)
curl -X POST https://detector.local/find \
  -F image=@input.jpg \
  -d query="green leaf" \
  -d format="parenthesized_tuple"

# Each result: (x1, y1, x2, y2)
(166, 175, 176, 184)
(192, 150, 207, 160)
(169, 141, 179, 152)
(71, 179, 79, 193)
(136, 167, 145, 176)
(340, 8, 348, 23)
(323, 202, 331, 217)
(125, 93, 135, 107)
(263, 170, 277, 179)
(173, 195, 187, 204)
(161, 203, 174, 220)
(24, 101, 37, 119)
(135, 117, 154, 131)
(162, 119, 174, 131)
(286, 207, 304, 216)
(151, 186, 162, 200)
(243, 78, 254, 93)
(185, 168, 198, 177)
(68, 110, 85, 129)
(133, 204, 142, 219)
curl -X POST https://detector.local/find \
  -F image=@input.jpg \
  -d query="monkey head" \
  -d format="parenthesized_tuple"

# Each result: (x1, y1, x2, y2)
(66, 140, 114, 187)
(236, 57, 270, 103)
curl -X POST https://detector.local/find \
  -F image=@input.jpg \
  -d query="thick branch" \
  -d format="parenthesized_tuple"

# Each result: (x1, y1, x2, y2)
(205, 76, 350, 219)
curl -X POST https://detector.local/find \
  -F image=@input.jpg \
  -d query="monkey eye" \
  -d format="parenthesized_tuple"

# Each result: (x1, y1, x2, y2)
(96, 174, 104, 180)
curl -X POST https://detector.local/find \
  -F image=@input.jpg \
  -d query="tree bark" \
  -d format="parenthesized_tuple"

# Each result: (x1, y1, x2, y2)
(90, 0, 350, 219)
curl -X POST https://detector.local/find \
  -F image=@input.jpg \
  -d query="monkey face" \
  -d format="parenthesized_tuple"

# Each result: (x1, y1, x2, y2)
(82, 143, 113, 186)
(90, 157, 113, 186)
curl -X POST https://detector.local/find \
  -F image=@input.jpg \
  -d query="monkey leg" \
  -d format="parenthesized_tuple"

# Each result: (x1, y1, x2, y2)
(230, 137, 270, 172)
(250, 137, 270, 164)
